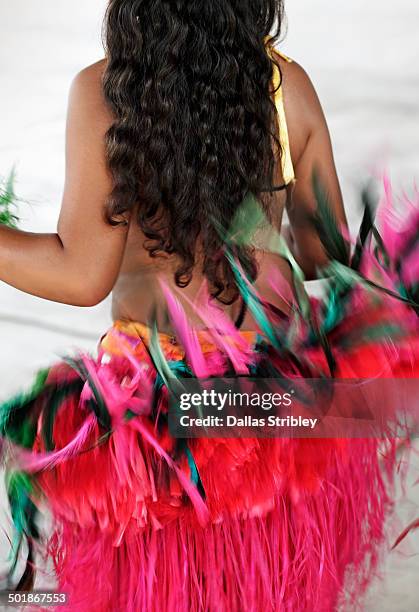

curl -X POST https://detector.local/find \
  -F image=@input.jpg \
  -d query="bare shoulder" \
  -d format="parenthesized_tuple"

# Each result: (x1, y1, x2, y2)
(68, 59, 113, 128)
(271, 50, 329, 166)
(71, 58, 107, 94)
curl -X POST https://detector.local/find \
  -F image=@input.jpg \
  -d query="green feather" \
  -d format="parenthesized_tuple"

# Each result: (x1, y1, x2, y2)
(276, 235, 312, 321)
(225, 250, 280, 349)
(147, 320, 186, 399)
(351, 185, 379, 271)
(185, 445, 200, 487)
(0, 369, 49, 448)
(312, 169, 350, 266)
(6, 470, 39, 582)
(64, 357, 112, 431)
(41, 381, 84, 451)
(0, 168, 20, 228)
(339, 323, 407, 350)
(226, 191, 266, 246)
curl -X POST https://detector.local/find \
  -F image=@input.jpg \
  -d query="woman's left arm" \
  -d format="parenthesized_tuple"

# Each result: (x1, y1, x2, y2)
(0, 61, 129, 307)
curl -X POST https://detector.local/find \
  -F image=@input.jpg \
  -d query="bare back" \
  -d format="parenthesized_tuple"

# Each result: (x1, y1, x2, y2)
(111, 192, 291, 329)
(111, 51, 302, 330)
(21, 50, 342, 325)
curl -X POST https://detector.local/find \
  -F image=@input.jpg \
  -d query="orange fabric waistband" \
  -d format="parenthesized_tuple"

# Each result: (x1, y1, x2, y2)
(101, 319, 258, 360)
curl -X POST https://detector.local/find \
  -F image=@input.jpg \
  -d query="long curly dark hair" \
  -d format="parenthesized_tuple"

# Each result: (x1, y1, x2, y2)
(102, 0, 286, 302)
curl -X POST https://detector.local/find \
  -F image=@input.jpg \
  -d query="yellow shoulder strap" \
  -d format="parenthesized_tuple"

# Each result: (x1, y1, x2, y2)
(265, 41, 295, 186)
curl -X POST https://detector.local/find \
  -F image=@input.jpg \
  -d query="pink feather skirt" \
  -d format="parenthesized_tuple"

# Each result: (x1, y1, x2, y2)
(1, 179, 419, 611)
(1, 311, 418, 612)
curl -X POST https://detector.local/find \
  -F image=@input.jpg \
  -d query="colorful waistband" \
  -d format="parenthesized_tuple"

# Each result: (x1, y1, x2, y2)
(100, 319, 259, 360)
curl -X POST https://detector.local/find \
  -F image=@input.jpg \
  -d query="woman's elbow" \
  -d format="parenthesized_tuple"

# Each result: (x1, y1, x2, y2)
(66, 277, 113, 308)
(75, 292, 108, 308)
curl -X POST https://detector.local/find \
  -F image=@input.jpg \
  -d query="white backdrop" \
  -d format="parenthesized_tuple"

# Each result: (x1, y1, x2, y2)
(0, 2, 418, 609)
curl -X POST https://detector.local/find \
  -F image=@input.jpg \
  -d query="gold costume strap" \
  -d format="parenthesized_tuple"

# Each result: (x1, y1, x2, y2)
(265, 39, 296, 186)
